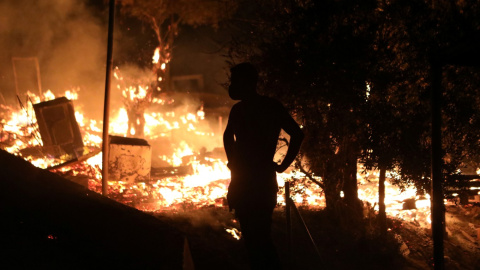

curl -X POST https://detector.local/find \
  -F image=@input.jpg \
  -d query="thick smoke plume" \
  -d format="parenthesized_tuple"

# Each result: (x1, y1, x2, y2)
(0, 0, 231, 161)
(0, 0, 107, 119)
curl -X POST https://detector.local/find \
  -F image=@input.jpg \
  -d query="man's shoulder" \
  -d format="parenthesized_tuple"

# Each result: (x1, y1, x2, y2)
(230, 101, 242, 110)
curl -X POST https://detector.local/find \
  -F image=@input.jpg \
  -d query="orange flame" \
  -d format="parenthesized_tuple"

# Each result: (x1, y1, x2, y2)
(0, 86, 443, 229)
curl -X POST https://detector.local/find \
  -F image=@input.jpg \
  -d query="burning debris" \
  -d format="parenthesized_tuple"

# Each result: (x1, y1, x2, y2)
(1, 86, 480, 270)
(2, 87, 479, 232)
(108, 135, 151, 183)
(33, 97, 84, 158)
(1, 88, 233, 210)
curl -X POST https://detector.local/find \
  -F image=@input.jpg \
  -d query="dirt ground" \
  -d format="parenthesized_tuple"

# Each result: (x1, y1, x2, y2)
(396, 203, 480, 270)
(155, 204, 480, 270)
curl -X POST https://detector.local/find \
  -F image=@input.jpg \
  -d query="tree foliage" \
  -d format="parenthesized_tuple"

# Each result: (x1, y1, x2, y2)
(365, 0, 480, 193)
(228, 0, 376, 213)
(228, 0, 480, 211)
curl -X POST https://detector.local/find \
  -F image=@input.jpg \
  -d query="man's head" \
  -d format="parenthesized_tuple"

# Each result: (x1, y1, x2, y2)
(228, 62, 258, 100)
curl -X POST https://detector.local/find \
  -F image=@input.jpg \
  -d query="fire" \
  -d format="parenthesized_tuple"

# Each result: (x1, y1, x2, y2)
(1, 86, 442, 229)
(226, 228, 241, 240)
(152, 47, 160, 64)
(357, 170, 432, 227)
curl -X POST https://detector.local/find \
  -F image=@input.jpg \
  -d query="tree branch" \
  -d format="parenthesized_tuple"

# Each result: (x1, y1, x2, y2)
(297, 161, 324, 189)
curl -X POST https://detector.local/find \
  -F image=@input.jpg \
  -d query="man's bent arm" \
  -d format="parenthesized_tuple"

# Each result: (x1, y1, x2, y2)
(276, 115, 304, 173)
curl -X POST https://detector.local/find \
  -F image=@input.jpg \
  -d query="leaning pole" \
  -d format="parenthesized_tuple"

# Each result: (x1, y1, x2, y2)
(102, 0, 115, 196)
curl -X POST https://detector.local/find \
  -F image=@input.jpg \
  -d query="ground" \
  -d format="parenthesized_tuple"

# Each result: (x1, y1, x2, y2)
(3, 151, 478, 269)
(154, 204, 480, 270)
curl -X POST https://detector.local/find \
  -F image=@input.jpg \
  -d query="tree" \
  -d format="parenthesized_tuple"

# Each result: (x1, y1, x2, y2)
(365, 0, 480, 188)
(228, 0, 480, 220)
(360, 0, 433, 232)
(117, 0, 236, 137)
(228, 4, 480, 269)
(228, 0, 377, 218)
(355, 1, 480, 244)
(119, 0, 236, 93)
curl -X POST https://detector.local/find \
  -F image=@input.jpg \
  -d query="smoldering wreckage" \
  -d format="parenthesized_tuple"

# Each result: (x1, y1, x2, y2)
(0, 88, 237, 268)
(1, 89, 480, 268)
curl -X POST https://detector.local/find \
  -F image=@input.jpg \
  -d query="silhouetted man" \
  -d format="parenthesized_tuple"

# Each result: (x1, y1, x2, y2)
(224, 63, 304, 269)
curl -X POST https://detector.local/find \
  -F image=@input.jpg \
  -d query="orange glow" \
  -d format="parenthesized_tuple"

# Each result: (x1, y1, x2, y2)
(1, 86, 436, 228)
(152, 47, 160, 64)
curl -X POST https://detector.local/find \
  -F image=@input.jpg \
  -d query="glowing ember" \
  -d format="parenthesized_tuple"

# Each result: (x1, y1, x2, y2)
(152, 47, 160, 64)
(226, 228, 241, 240)
(357, 170, 432, 227)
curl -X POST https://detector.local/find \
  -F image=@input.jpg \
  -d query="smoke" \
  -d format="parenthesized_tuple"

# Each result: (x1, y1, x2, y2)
(163, 208, 236, 230)
(0, 0, 231, 158)
(0, 0, 107, 118)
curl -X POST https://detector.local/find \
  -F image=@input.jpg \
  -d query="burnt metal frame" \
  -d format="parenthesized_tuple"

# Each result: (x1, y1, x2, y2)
(11, 57, 43, 98)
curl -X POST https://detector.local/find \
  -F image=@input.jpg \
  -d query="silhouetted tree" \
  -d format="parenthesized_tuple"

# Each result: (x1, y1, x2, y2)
(115, 0, 236, 137)
(228, 0, 480, 221)
(363, 0, 480, 195)
(228, 0, 376, 218)
(119, 0, 236, 92)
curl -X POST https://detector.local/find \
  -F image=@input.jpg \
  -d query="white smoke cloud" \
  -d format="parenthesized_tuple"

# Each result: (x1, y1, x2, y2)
(0, 0, 108, 118)
(0, 0, 231, 154)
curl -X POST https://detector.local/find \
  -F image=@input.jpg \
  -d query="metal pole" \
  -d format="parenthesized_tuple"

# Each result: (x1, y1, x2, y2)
(431, 62, 445, 270)
(102, 0, 115, 196)
(285, 181, 292, 269)
(11, 57, 43, 98)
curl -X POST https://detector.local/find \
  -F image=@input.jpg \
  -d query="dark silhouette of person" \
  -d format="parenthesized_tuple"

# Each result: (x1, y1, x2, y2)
(224, 63, 304, 269)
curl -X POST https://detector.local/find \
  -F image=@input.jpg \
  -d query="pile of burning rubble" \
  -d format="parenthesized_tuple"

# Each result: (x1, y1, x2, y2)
(1, 87, 233, 210)
(1, 86, 480, 235)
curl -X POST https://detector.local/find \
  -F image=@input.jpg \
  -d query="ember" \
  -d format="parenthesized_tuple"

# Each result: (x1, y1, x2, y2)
(226, 227, 241, 240)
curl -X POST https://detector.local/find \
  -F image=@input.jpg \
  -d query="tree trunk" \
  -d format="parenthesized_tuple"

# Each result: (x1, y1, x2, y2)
(324, 178, 341, 212)
(323, 158, 342, 213)
(341, 138, 362, 217)
(127, 108, 145, 138)
(378, 164, 387, 235)
(342, 152, 360, 209)
(155, 61, 170, 92)
(153, 17, 176, 94)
